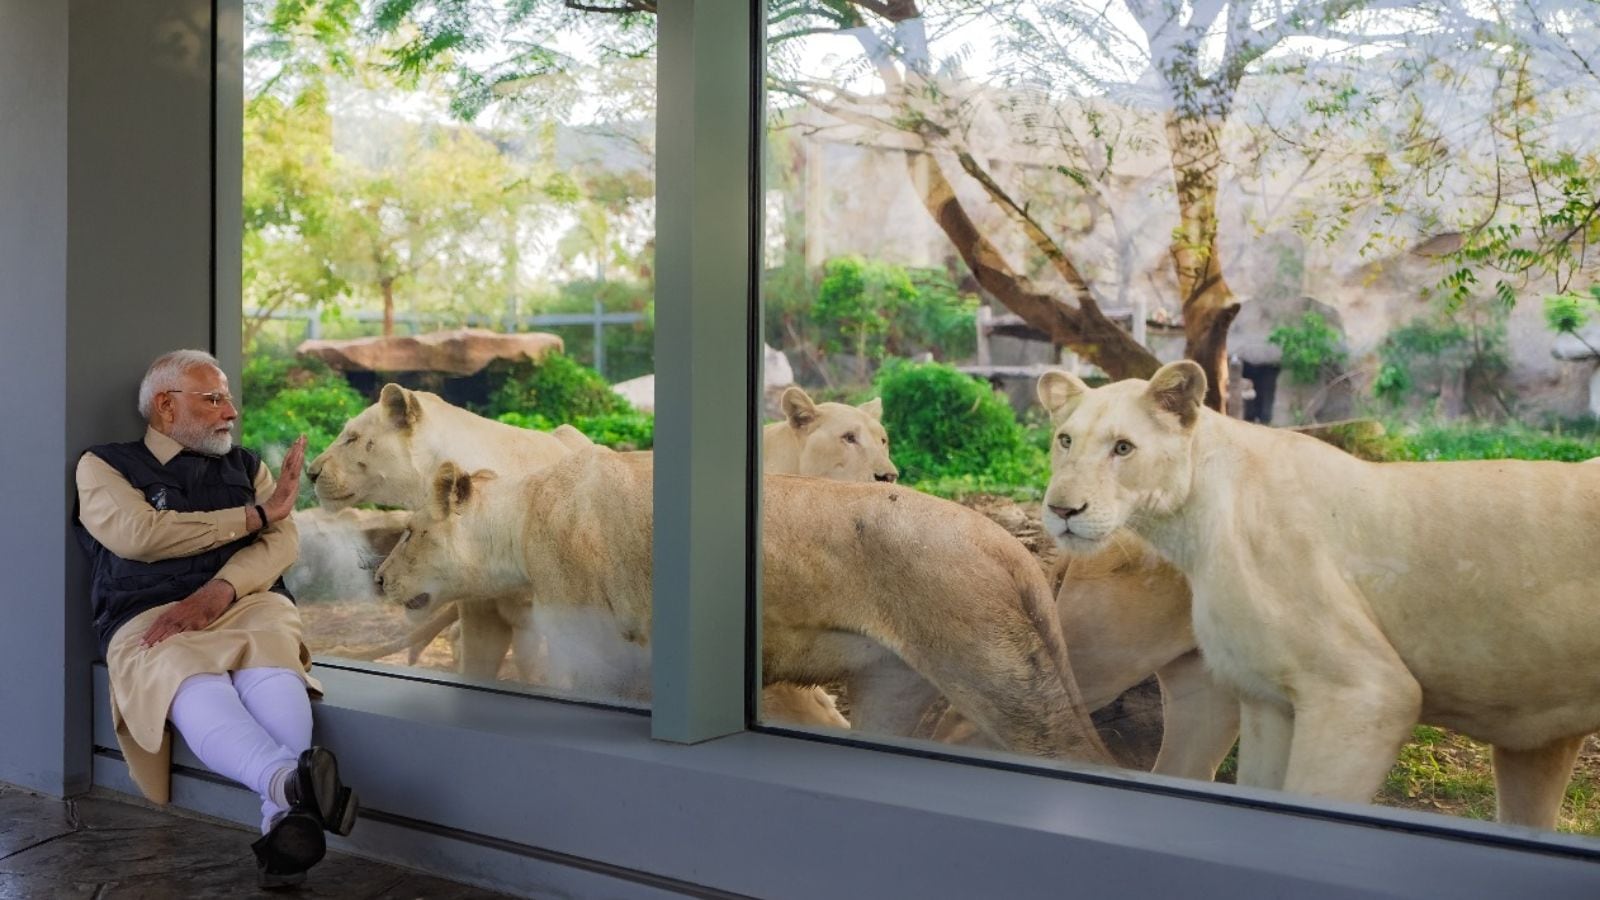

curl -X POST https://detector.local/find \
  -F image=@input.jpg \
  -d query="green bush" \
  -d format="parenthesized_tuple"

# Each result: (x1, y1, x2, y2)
(479, 353, 631, 422)
(874, 360, 1047, 496)
(496, 410, 654, 451)
(1268, 312, 1345, 384)
(240, 355, 369, 506)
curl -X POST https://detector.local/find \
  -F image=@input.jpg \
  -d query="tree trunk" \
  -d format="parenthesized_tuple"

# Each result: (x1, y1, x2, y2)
(381, 277, 396, 337)
(1165, 108, 1240, 411)
(914, 150, 1160, 379)
(1184, 299, 1242, 412)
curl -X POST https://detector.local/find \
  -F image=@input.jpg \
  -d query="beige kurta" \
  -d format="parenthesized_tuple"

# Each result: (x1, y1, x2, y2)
(78, 428, 321, 803)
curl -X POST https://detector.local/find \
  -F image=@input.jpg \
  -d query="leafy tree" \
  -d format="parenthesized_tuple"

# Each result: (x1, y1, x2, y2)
(257, 0, 1600, 416)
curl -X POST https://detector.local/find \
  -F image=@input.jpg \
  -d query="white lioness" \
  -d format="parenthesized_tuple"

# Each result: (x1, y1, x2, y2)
(763, 387, 897, 484)
(1037, 361, 1600, 827)
(308, 384, 584, 681)
(312, 385, 845, 727)
(760, 385, 898, 727)
(376, 449, 1114, 763)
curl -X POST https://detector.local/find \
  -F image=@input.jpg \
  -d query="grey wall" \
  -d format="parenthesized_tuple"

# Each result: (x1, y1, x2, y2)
(0, 0, 218, 796)
(0, 0, 76, 795)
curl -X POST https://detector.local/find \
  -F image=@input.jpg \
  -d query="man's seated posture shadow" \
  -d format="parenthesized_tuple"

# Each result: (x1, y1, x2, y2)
(74, 349, 358, 889)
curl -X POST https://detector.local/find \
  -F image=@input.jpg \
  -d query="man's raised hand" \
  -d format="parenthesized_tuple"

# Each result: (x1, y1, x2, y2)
(264, 434, 307, 524)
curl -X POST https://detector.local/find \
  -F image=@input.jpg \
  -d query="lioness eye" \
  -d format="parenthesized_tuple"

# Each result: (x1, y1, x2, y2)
(1114, 439, 1135, 457)
(1057, 433, 1072, 450)
(843, 432, 858, 444)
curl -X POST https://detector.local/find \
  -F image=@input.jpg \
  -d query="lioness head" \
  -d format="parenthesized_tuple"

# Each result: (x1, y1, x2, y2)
(778, 386, 898, 483)
(308, 383, 427, 510)
(374, 461, 500, 614)
(1036, 361, 1207, 549)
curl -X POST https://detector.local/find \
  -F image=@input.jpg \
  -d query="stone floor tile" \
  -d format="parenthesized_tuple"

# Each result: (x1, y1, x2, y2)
(0, 783, 521, 899)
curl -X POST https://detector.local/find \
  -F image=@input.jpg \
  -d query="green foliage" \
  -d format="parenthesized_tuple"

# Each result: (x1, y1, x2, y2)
(534, 279, 655, 383)
(496, 410, 654, 451)
(239, 355, 369, 506)
(873, 360, 1047, 495)
(1373, 314, 1506, 409)
(479, 353, 631, 422)
(767, 258, 979, 387)
(1268, 312, 1345, 384)
(815, 257, 916, 367)
(1543, 284, 1600, 338)
(1383, 421, 1600, 463)
(813, 257, 979, 366)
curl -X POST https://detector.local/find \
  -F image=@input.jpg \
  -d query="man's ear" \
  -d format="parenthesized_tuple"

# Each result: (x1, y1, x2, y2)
(1144, 361, 1207, 429)
(1037, 370, 1090, 420)
(857, 396, 884, 421)
(781, 386, 819, 431)
(380, 383, 422, 431)
(151, 389, 178, 426)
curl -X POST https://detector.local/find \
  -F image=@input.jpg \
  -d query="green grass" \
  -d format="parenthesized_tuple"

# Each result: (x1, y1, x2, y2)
(1376, 727, 1600, 835)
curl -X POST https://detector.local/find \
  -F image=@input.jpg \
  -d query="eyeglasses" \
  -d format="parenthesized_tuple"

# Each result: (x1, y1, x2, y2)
(165, 390, 235, 409)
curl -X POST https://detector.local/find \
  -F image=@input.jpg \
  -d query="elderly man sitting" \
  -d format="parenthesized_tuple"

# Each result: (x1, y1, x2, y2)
(74, 349, 358, 889)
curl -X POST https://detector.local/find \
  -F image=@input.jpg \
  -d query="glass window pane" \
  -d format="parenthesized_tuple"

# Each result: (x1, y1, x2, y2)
(760, 0, 1600, 839)
(242, 0, 654, 708)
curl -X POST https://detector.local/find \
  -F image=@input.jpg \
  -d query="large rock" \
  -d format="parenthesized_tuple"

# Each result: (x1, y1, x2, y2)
(298, 328, 564, 376)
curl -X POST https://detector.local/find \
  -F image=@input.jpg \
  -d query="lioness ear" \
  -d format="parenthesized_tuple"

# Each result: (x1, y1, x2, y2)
(1037, 370, 1090, 419)
(857, 397, 884, 421)
(782, 386, 818, 431)
(430, 461, 463, 517)
(380, 383, 423, 431)
(1144, 361, 1207, 428)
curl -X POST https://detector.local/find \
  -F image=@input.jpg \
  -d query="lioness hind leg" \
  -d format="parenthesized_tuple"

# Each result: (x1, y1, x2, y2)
(899, 630, 1108, 764)
(1153, 651, 1239, 781)
(457, 601, 515, 682)
(846, 656, 940, 738)
(1494, 735, 1584, 829)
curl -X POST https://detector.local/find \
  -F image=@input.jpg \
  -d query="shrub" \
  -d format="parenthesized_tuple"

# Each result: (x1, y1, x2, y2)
(497, 410, 654, 451)
(1268, 312, 1345, 384)
(240, 355, 369, 506)
(874, 360, 1046, 496)
(479, 353, 630, 422)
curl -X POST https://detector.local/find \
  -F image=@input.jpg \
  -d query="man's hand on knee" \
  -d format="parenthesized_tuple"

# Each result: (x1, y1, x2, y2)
(140, 579, 237, 647)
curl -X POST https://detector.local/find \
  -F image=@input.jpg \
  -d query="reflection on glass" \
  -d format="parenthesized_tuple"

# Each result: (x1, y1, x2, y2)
(762, 0, 1600, 836)
(241, 1, 654, 706)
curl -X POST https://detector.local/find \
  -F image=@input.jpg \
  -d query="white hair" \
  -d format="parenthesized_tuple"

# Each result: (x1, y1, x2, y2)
(138, 349, 221, 419)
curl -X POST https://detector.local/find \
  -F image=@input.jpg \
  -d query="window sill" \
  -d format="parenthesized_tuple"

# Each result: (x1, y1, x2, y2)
(92, 663, 1600, 898)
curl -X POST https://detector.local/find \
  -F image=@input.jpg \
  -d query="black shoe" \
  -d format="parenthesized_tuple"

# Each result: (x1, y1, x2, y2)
(285, 746, 360, 837)
(252, 810, 325, 890)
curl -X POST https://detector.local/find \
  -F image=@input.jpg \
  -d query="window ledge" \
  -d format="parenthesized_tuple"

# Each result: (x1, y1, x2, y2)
(93, 663, 1600, 898)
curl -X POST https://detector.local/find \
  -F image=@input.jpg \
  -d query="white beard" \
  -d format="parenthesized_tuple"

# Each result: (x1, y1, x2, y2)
(170, 416, 234, 456)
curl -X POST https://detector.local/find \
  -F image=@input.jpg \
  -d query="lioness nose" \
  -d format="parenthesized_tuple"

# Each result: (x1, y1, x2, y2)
(875, 472, 897, 483)
(374, 572, 385, 592)
(1049, 502, 1088, 520)
(307, 459, 321, 483)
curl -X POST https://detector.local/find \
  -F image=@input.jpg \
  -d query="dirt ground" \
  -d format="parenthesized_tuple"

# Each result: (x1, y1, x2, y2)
(297, 494, 1600, 836)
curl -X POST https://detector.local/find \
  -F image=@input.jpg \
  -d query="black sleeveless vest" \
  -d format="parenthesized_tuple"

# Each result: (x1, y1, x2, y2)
(75, 439, 292, 658)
